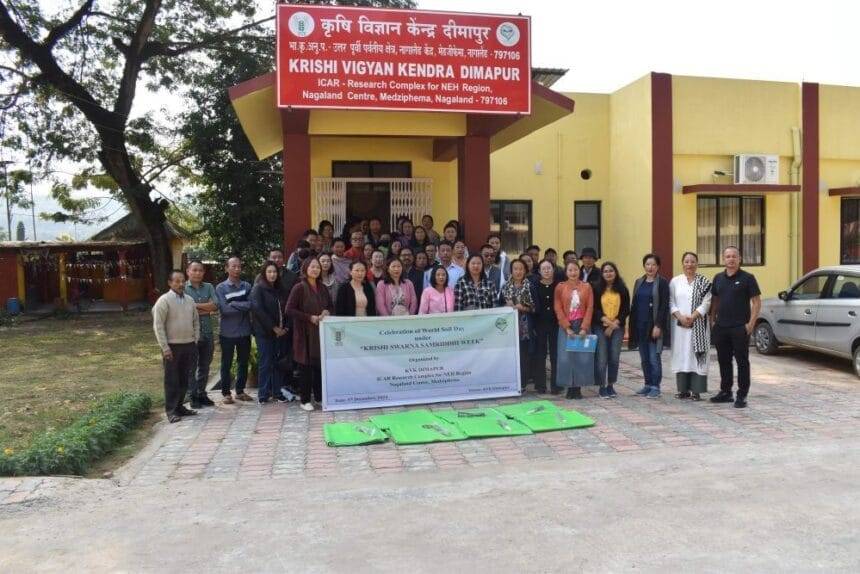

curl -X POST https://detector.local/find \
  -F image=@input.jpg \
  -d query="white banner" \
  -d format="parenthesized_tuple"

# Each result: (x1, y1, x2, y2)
(320, 307, 521, 411)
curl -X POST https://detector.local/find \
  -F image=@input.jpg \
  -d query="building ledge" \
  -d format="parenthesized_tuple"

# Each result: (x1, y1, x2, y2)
(828, 186, 860, 197)
(682, 184, 801, 195)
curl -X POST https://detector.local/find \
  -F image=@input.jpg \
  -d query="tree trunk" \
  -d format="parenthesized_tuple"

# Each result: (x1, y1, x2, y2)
(99, 144, 173, 291)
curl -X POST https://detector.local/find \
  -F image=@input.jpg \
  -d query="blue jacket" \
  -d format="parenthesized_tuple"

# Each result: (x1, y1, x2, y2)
(215, 278, 252, 338)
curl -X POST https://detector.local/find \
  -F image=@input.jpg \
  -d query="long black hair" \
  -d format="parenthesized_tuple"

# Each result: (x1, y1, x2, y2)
(596, 261, 626, 293)
(258, 259, 282, 290)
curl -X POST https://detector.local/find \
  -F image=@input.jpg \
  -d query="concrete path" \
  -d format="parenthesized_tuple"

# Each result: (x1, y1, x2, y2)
(1, 349, 858, 572)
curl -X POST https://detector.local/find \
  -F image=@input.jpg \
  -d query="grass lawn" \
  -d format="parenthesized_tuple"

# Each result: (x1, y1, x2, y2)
(0, 311, 169, 453)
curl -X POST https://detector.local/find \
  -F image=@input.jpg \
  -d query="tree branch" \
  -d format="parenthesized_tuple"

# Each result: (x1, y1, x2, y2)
(113, 0, 161, 121)
(0, 2, 116, 131)
(139, 14, 275, 60)
(43, 0, 95, 49)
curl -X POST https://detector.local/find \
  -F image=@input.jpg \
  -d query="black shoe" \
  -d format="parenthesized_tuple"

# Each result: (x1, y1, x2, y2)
(167, 413, 182, 423)
(176, 406, 197, 416)
(710, 391, 734, 403)
(199, 394, 215, 406)
(535, 386, 547, 394)
(566, 387, 582, 400)
(258, 398, 270, 404)
(550, 386, 561, 395)
(674, 391, 691, 400)
(190, 398, 203, 409)
(691, 393, 702, 401)
(734, 398, 748, 408)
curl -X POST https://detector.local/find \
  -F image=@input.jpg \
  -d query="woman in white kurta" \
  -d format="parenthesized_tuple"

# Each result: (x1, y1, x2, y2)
(669, 252, 712, 400)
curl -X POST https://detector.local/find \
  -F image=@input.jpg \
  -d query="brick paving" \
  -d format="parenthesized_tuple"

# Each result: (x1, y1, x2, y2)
(109, 350, 860, 487)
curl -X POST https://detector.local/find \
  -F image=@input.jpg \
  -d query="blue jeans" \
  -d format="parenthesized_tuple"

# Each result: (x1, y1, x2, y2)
(220, 335, 251, 396)
(636, 322, 662, 388)
(255, 336, 278, 401)
(191, 337, 214, 398)
(555, 320, 596, 388)
(594, 326, 623, 386)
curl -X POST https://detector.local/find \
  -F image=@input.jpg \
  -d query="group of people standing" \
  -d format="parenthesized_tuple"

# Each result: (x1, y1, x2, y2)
(152, 213, 761, 423)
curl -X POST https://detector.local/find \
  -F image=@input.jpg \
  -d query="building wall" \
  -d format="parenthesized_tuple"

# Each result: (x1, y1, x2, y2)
(0, 251, 19, 305)
(490, 92, 609, 254)
(309, 136, 458, 228)
(819, 84, 860, 267)
(672, 76, 800, 296)
(607, 74, 653, 281)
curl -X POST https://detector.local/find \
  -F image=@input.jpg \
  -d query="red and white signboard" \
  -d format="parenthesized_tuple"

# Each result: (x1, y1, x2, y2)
(276, 5, 531, 114)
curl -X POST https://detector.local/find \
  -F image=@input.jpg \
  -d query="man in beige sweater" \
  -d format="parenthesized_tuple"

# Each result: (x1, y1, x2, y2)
(153, 270, 200, 423)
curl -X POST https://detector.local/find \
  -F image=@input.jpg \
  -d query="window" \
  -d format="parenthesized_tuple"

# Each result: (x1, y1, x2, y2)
(840, 199, 860, 264)
(790, 274, 829, 300)
(696, 196, 764, 266)
(490, 201, 532, 255)
(331, 161, 411, 178)
(574, 201, 601, 257)
(829, 274, 860, 299)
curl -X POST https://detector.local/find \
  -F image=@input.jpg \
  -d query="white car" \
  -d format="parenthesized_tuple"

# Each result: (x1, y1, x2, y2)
(754, 265, 860, 377)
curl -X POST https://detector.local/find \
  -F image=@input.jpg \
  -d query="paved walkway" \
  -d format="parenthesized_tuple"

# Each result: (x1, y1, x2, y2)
(111, 348, 860, 487)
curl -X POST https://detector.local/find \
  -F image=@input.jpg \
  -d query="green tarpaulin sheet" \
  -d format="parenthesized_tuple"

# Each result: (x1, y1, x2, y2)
(368, 409, 441, 431)
(385, 419, 468, 445)
(496, 401, 595, 432)
(434, 408, 533, 437)
(323, 422, 388, 447)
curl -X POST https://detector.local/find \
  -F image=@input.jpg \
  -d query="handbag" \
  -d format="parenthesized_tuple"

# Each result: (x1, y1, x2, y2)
(565, 334, 598, 353)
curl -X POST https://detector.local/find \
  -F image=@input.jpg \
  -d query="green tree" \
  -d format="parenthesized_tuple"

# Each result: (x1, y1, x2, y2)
(15, 219, 23, 239)
(0, 1, 276, 288)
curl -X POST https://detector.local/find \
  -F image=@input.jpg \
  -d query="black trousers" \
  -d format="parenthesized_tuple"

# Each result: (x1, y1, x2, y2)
(531, 320, 558, 391)
(298, 361, 322, 404)
(164, 343, 195, 415)
(712, 324, 751, 399)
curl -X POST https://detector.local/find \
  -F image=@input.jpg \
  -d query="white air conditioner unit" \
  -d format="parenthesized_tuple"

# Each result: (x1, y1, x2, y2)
(734, 154, 779, 185)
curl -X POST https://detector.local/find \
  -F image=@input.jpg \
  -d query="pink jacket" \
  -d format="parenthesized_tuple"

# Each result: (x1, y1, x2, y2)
(419, 286, 455, 314)
(375, 279, 418, 315)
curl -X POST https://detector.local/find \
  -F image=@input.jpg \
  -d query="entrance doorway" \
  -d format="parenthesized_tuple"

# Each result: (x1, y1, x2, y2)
(346, 181, 390, 226)
(333, 161, 411, 224)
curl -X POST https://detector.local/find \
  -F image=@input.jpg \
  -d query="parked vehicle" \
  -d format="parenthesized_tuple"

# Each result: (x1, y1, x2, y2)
(755, 265, 860, 377)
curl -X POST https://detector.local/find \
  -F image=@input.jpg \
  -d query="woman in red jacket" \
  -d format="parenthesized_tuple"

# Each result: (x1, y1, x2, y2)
(286, 257, 333, 411)
(554, 261, 595, 399)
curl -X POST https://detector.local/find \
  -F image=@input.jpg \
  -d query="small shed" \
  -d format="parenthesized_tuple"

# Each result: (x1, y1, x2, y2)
(0, 214, 191, 312)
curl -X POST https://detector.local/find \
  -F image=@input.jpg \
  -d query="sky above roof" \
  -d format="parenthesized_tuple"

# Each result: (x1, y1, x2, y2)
(10, 0, 857, 240)
(421, 0, 859, 93)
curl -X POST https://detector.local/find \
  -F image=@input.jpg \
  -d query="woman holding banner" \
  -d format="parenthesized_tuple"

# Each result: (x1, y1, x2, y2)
(376, 258, 418, 316)
(419, 266, 454, 314)
(554, 261, 595, 399)
(501, 258, 536, 390)
(286, 257, 333, 411)
(454, 255, 498, 311)
(336, 260, 377, 317)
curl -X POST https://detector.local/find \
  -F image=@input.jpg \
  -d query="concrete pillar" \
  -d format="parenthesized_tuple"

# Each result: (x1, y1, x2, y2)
(457, 135, 491, 253)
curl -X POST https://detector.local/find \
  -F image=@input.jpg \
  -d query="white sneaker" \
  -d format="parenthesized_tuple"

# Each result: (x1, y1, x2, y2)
(300, 402, 314, 412)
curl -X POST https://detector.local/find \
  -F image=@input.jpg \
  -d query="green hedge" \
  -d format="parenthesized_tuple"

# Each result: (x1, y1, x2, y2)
(0, 392, 153, 477)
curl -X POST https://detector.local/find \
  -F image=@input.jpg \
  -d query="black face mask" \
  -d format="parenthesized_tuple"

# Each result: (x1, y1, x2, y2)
(378, 239, 391, 248)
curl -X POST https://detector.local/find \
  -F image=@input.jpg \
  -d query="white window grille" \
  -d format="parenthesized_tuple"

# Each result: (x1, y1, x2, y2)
(312, 178, 432, 232)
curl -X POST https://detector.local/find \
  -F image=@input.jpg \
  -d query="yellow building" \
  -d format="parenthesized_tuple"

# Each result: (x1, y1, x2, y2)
(492, 73, 860, 296)
(231, 70, 860, 297)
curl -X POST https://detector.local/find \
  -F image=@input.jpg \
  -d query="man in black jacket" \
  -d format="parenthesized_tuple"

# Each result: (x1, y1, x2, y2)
(399, 247, 424, 302)
(579, 247, 601, 289)
(269, 248, 298, 400)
